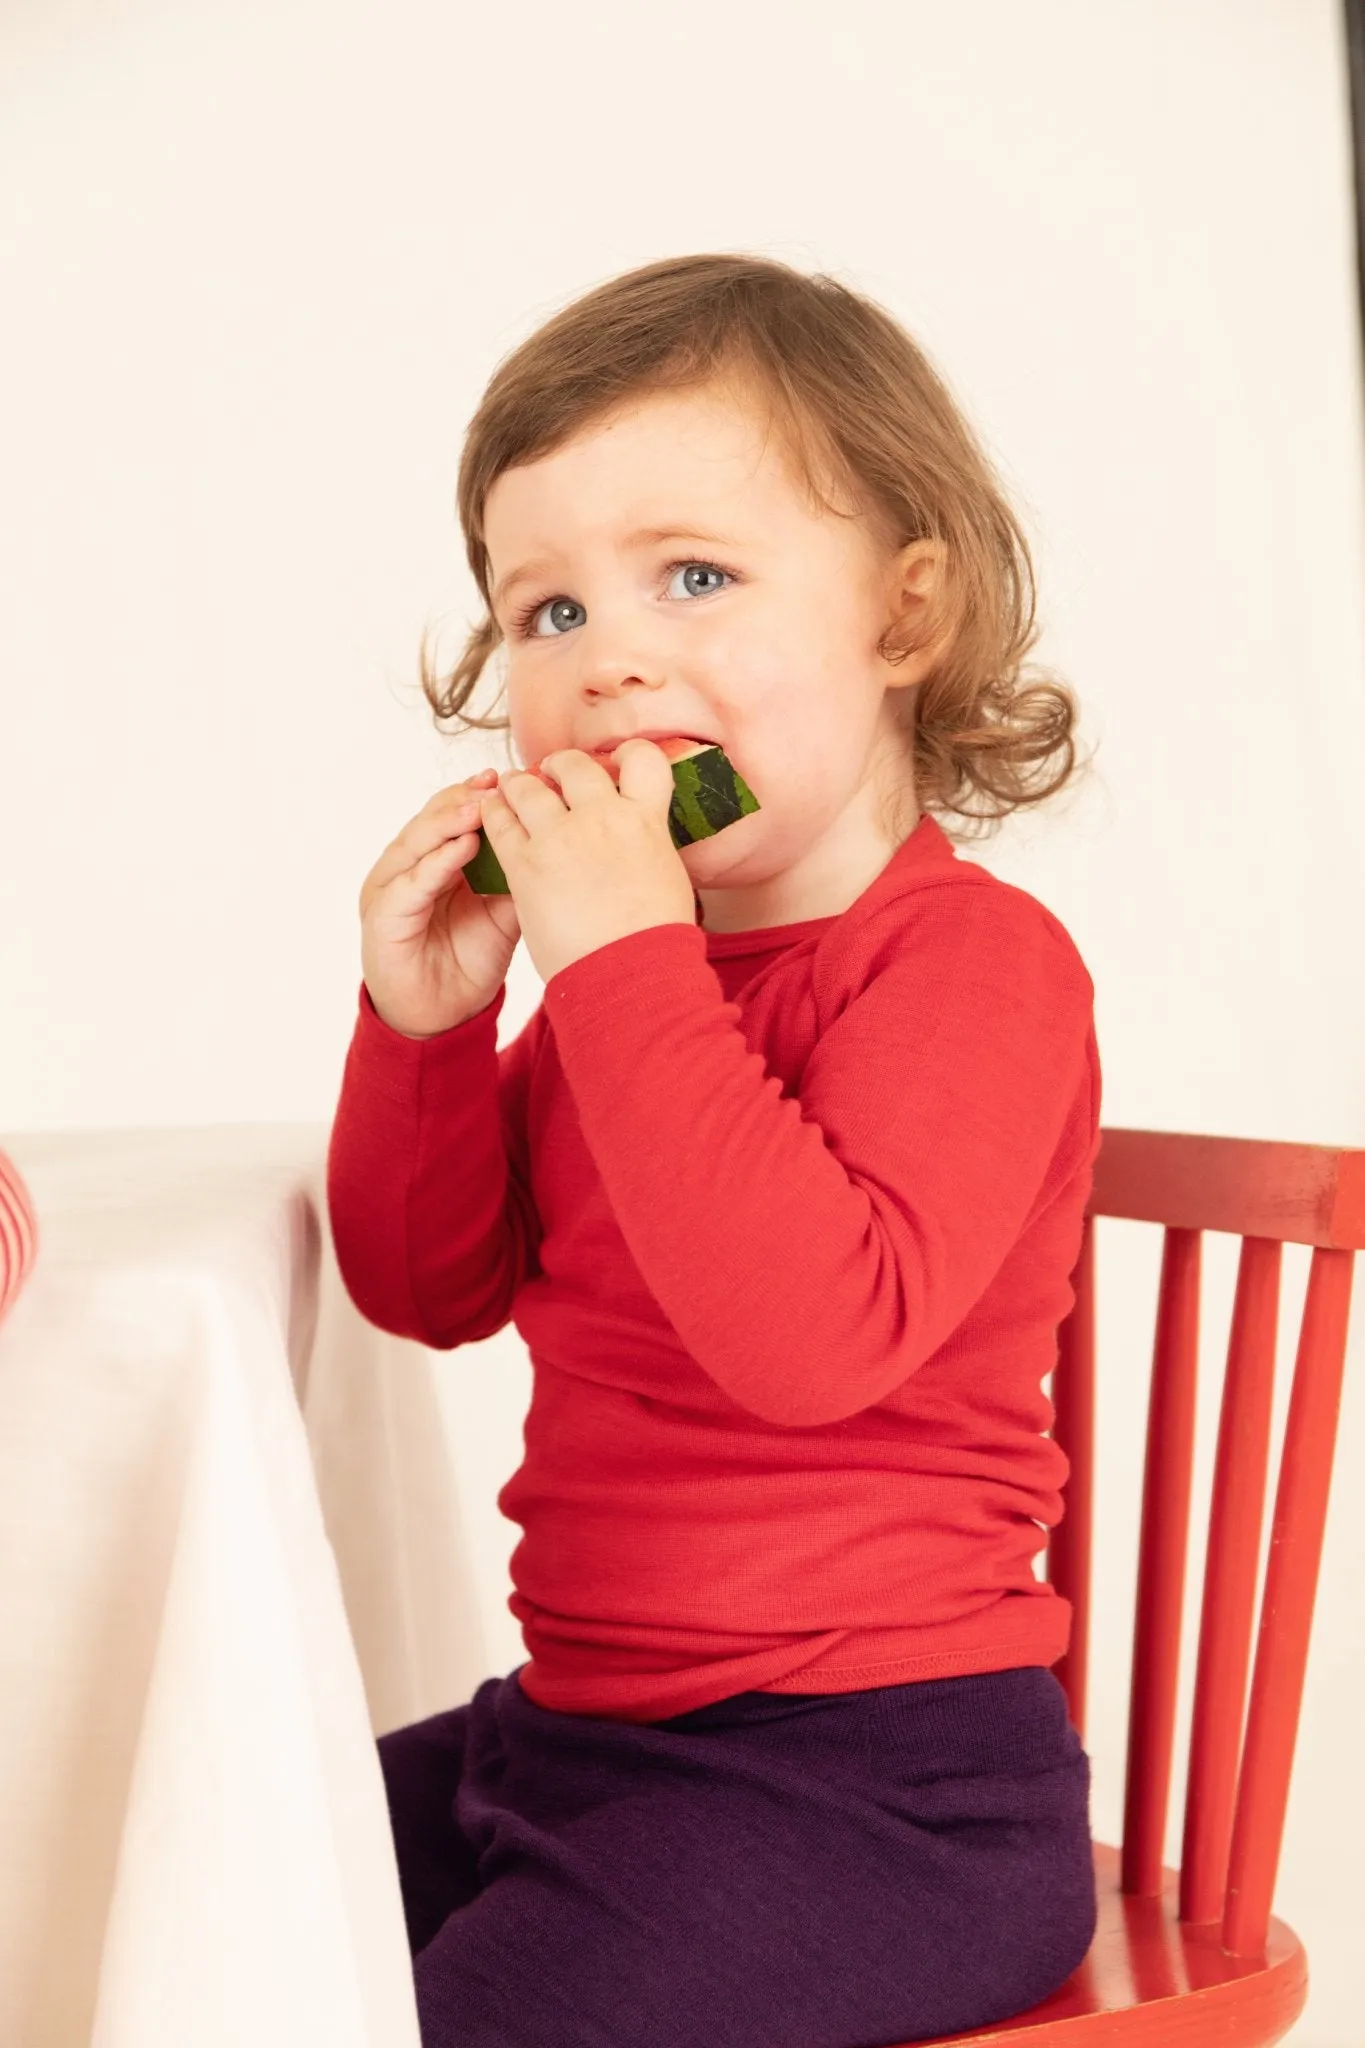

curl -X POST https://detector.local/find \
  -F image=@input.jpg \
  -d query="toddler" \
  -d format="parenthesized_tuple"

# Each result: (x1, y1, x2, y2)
(327, 252, 1101, 2048)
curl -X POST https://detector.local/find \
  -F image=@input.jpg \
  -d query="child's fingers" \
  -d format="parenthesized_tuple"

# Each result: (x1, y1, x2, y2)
(364, 825, 475, 923)
(366, 803, 483, 896)
(410, 829, 479, 890)
(376, 836, 480, 930)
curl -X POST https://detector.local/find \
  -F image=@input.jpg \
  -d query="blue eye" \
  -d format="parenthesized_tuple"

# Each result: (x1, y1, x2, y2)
(666, 561, 729, 602)
(511, 559, 734, 639)
(517, 595, 581, 639)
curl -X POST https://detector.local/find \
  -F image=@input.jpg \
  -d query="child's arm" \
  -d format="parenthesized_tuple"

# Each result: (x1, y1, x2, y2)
(325, 981, 545, 1346)
(543, 880, 1099, 1427)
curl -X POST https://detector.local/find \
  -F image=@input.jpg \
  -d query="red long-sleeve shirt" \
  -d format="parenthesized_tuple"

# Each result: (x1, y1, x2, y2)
(326, 813, 1101, 1722)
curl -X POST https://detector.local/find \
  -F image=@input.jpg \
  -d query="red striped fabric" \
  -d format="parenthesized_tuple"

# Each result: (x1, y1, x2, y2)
(0, 1148, 38, 1325)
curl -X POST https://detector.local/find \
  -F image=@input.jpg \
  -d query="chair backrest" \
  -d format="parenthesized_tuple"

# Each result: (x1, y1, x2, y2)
(1046, 1129, 1365, 1959)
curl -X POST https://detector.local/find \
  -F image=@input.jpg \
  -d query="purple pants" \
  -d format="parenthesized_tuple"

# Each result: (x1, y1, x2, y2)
(377, 1662, 1096, 2048)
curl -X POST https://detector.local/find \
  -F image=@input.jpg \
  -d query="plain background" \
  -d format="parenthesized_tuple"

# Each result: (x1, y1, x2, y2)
(2, 2, 1363, 2041)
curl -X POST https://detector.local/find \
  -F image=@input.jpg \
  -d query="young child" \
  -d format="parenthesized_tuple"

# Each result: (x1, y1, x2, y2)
(327, 252, 1101, 2048)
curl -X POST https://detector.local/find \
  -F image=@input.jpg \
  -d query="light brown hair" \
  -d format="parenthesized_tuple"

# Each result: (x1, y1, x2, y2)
(419, 252, 1091, 841)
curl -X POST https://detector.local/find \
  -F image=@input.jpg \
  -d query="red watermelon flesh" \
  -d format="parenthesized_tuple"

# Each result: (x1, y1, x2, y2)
(525, 736, 716, 785)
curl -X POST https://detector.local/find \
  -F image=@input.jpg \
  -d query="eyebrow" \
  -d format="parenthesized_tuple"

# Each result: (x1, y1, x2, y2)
(490, 525, 745, 614)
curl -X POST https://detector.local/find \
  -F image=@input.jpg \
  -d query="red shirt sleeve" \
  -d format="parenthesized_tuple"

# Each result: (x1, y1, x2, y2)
(542, 882, 1097, 1428)
(325, 981, 545, 1346)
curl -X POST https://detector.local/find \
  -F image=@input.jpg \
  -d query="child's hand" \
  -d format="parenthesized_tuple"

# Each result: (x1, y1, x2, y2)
(359, 772, 522, 1038)
(478, 741, 696, 983)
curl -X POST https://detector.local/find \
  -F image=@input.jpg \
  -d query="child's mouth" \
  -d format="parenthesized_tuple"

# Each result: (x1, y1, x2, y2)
(589, 735, 717, 772)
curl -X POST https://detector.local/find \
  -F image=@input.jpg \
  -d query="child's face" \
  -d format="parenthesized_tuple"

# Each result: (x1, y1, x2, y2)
(482, 379, 936, 930)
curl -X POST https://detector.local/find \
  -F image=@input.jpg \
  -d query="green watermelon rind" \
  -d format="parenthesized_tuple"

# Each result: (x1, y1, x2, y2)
(462, 744, 759, 894)
(463, 831, 511, 895)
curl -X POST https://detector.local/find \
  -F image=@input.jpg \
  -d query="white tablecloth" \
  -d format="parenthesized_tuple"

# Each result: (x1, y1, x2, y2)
(0, 1124, 493, 2048)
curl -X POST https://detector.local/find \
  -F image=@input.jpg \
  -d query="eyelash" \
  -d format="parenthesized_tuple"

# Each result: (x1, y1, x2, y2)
(509, 558, 736, 640)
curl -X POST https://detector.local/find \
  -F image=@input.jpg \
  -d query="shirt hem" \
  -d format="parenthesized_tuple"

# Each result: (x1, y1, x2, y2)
(754, 1634, 1065, 1692)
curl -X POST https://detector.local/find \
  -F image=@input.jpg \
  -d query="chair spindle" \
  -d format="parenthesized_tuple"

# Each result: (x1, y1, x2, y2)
(1122, 1226, 1202, 1896)
(1179, 1235, 1282, 1925)
(1223, 1245, 1356, 1956)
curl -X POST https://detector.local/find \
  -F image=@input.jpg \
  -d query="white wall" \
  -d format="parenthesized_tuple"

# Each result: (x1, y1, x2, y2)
(3, 1, 1363, 2039)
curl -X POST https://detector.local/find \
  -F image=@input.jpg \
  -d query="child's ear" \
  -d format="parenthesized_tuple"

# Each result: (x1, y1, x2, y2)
(881, 541, 953, 679)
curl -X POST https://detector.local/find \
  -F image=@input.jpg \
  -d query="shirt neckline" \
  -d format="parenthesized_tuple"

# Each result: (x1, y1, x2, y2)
(700, 813, 953, 956)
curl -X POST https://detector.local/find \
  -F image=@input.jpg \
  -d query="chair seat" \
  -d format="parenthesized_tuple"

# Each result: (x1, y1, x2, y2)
(903, 1842, 1307, 2047)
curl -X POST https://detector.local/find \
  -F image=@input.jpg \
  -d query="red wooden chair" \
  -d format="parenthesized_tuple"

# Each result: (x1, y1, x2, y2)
(906, 1127, 1365, 2047)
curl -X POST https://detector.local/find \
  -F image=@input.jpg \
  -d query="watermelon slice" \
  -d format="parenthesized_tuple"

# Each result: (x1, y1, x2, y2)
(462, 739, 760, 895)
